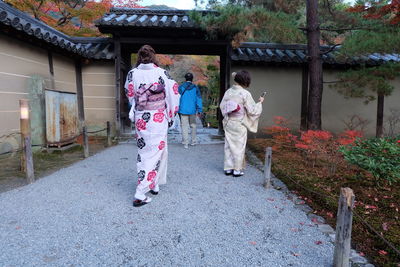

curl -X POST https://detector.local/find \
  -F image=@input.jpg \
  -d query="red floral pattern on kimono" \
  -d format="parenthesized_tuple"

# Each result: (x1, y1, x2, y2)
(173, 83, 179, 95)
(128, 83, 135, 97)
(147, 171, 157, 182)
(136, 119, 146, 131)
(153, 112, 164, 123)
(158, 141, 165, 150)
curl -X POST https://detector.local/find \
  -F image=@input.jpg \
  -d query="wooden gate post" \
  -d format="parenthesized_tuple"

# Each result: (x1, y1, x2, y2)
(83, 126, 89, 158)
(106, 121, 112, 147)
(263, 147, 272, 189)
(333, 187, 355, 267)
(19, 99, 34, 183)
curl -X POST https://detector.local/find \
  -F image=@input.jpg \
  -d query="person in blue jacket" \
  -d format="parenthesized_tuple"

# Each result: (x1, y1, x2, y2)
(178, 72, 203, 148)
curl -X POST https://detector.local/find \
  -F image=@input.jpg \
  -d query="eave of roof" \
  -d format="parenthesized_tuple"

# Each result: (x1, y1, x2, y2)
(95, 8, 213, 29)
(233, 42, 400, 66)
(0, 1, 112, 59)
(0, 2, 398, 66)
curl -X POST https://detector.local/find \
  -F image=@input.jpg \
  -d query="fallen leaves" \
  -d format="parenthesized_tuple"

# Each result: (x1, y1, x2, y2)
(326, 212, 334, 218)
(311, 218, 323, 224)
(314, 240, 323, 245)
(378, 250, 388, 256)
(249, 241, 257, 245)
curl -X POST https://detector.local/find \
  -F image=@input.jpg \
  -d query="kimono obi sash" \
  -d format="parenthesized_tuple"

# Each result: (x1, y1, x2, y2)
(227, 104, 244, 120)
(222, 100, 244, 120)
(135, 82, 166, 111)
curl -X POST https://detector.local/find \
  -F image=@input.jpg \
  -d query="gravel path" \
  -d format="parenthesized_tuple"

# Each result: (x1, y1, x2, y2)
(0, 143, 334, 266)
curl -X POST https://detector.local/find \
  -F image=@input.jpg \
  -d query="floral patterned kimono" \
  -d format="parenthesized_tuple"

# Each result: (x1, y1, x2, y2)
(125, 63, 180, 200)
(220, 84, 262, 171)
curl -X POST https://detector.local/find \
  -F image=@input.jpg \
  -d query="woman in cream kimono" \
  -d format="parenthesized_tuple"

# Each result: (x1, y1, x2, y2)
(220, 70, 264, 177)
(125, 45, 180, 207)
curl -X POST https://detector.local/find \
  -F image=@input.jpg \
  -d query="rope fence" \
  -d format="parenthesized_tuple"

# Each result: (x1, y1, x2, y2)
(2, 120, 113, 181)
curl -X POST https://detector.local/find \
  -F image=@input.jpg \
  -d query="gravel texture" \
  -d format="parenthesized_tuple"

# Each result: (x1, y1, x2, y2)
(0, 143, 334, 266)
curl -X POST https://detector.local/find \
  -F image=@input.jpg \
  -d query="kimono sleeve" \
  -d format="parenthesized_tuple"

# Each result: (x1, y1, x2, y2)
(243, 91, 262, 117)
(242, 91, 263, 133)
(124, 70, 135, 106)
(162, 70, 180, 127)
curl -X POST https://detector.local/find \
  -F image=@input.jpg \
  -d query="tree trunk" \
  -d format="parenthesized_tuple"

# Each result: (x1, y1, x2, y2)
(301, 65, 309, 131)
(306, 0, 323, 130)
(376, 93, 384, 137)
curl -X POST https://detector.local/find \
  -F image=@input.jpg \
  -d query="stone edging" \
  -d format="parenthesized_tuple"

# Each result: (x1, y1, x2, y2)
(245, 148, 375, 267)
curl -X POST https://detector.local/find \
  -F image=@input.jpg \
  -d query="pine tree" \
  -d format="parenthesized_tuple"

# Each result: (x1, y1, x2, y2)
(334, 0, 400, 137)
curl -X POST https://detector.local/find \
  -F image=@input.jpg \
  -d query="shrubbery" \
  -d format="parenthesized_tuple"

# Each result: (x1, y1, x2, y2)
(265, 116, 400, 183)
(340, 137, 400, 184)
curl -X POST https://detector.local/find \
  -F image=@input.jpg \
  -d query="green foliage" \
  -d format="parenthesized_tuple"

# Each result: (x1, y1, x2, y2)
(340, 27, 400, 56)
(340, 137, 400, 184)
(201, 63, 220, 127)
(332, 63, 400, 102)
(189, 5, 305, 45)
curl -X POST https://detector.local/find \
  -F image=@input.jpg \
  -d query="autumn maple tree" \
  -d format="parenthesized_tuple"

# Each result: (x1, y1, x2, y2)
(5, 0, 142, 36)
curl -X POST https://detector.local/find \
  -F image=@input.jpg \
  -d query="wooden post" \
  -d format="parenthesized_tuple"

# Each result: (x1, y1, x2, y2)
(333, 187, 355, 267)
(376, 93, 384, 138)
(114, 36, 122, 137)
(75, 60, 85, 128)
(83, 126, 89, 158)
(263, 147, 272, 189)
(106, 121, 112, 147)
(20, 99, 34, 183)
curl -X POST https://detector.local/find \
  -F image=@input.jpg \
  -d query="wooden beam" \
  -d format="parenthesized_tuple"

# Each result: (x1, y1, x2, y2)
(114, 36, 122, 137)
(376, 93, 384, 137)
(75, 60, 85, 126)
(218, 45, 231, 135)
(48, 51, 55, 90)
(120, 37, 228, 55)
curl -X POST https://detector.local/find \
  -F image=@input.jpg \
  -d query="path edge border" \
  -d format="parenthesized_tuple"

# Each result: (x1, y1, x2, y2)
(245, 148, 375, 267)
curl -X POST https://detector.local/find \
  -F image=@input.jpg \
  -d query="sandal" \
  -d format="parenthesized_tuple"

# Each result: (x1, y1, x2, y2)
(149, 190, 159, 195)
(224, 170, 233, 176)
(133, 197, 152, 207)
(233, 170, 244, 177)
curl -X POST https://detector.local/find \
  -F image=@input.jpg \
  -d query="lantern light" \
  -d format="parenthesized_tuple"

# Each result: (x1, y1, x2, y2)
(20, 100, 29, 120)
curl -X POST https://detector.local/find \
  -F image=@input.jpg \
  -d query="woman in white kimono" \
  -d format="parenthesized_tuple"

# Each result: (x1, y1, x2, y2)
(220, 70, 264, 177)
(125, 45, 180, 207)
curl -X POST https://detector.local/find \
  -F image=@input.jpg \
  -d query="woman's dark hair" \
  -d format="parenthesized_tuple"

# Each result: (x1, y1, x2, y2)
(136, 45, 159, 67)
(234, 70, 251, 88)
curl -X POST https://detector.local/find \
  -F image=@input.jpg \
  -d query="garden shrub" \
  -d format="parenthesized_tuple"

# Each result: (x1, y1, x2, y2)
(340, 137, 400, 184)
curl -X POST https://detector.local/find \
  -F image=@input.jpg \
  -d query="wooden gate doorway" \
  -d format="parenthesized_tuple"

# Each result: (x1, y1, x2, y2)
(96, 8, 232, 136)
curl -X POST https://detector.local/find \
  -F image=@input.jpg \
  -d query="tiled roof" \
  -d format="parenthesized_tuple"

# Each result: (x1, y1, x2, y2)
(96, 8, 210, 28)
(233, 42, 400, 66)
(1, 2, 398, 65)
(0, 1, 112, 59)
